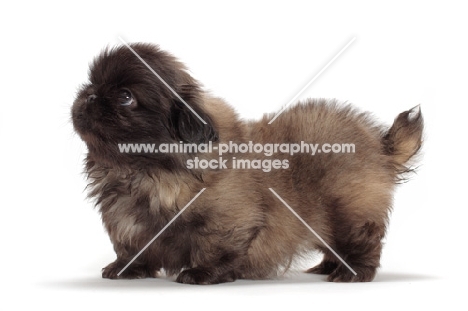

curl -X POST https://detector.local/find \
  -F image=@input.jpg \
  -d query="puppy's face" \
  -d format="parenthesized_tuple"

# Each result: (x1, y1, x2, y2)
(72, 43, 217, 167)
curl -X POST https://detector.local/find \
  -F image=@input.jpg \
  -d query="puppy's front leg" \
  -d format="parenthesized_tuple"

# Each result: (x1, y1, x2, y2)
(102, 244, 160, 280)
(175, 215, 252, 285)
(176, 253, 240, 285)
(102, 259, 157, 279)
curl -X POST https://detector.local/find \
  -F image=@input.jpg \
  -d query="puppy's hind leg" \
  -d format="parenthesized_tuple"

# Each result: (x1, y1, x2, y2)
(327, 221, 385, 282)
(307, 230, 382, 282)
(312, 188, 390, 282)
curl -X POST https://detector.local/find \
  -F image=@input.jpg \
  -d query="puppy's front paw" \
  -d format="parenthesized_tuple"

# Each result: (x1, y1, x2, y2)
(102, 260, 156, 280)
(327, 265, 376, 282)
(306, 260, 338, 275)
(176, 268, 236, 285)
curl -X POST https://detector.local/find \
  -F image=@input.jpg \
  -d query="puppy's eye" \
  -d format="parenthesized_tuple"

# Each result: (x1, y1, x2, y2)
(118, 90, 134, 106)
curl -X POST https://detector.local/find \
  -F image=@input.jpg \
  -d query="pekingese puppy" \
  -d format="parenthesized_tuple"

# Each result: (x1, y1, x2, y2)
(72, 43, 423, 284)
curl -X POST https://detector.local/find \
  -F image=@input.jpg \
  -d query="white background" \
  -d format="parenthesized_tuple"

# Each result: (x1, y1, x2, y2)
(1, 0, 466, 310)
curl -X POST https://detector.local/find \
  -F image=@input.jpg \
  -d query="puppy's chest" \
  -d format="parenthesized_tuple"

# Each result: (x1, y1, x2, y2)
(88, 167, 189, 245)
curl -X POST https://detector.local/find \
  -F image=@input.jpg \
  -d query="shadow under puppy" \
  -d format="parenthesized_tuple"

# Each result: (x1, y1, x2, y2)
(72, 43, 423, 284)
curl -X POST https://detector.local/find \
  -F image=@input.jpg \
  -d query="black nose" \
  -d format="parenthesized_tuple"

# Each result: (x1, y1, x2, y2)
(87, 94, 97, 103)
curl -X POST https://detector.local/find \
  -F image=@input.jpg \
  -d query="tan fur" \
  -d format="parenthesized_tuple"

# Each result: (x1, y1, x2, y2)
(72, 44, 423, 283)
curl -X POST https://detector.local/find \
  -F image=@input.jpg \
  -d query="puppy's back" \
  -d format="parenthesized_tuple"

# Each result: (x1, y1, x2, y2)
(245, 99, 423, 282)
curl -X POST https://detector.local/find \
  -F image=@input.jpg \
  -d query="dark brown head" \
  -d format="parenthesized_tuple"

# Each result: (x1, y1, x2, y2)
(71, 43, 218, 168)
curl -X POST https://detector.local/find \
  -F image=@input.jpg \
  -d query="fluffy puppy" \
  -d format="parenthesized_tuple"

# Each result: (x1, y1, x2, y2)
(72, 43, 423, 284)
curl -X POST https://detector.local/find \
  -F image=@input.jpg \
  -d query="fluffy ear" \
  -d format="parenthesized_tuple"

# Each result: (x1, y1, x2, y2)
(170, 98, 218, 144)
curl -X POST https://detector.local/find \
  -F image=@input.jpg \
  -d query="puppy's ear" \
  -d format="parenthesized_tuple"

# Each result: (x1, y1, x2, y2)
(169, 93, 218, 144)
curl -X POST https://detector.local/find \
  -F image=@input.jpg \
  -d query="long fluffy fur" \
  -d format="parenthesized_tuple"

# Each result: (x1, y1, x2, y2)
(72, 43, 423, 283)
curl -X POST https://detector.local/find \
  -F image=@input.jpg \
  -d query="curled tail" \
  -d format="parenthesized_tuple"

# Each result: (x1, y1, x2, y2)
(382, 105, 424, 181)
